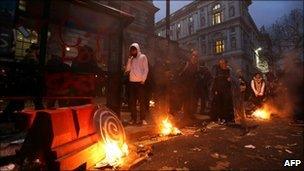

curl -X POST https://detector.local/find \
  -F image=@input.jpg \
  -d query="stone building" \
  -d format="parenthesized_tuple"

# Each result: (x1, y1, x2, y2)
(101, 0, 159, 64)
(155, 0, 261, 77)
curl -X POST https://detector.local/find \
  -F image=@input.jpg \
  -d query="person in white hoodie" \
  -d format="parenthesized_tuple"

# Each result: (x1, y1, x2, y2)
(125, 43, 149, 125)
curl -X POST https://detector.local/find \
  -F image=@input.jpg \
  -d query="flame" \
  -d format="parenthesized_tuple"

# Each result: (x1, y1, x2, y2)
(160, 117, 181, 136)
(95, 141, 128, 168)
(252, 108, 271, 120)
(104, 141, 128, 167)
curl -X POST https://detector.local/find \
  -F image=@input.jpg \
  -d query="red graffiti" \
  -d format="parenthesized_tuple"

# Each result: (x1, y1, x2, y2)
(45, 72, 97, 97)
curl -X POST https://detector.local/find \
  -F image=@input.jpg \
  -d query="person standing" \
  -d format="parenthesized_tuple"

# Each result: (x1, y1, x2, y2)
(197, 60, 212, 114)
(233, 69, 247, 125)
(125, 43, 149, 125)
(180, 50, 199, 121)
(210, 59, 234, 123)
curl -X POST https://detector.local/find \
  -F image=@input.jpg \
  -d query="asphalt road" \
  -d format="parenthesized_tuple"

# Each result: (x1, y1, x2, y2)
(134, 117, 304, 170)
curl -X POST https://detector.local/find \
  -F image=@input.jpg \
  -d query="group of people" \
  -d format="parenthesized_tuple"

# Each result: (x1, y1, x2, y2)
(125, 42, 272, 125)
(2, 42, 272, 125)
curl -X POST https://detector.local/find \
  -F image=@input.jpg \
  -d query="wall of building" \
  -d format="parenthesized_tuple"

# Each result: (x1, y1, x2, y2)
(155, 0, 260, 78)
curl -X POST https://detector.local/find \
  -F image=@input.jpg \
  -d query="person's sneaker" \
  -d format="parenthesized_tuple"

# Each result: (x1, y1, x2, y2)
(142, 120, 148, 125)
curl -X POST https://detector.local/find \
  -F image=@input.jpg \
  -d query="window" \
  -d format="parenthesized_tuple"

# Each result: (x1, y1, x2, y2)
(213, 4, 221, 11)
(189, 17, 193, 22)
(177, 23, 181, 39)
(212, 12, 223, 25)
(201, 44, 206, 55)
(188, 17, 194, 35)
(15, 29, 38, 58)
(19, 0, 26, 11)
(229, 6, 235, 17)
(230, 27, 235, 33)
(231, 37, 236, 50)
(215, 40, 224, 54)
(200, 16, 205, 27)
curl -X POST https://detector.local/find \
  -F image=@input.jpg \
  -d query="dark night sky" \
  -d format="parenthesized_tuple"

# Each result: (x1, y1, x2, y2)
(153, 0, 304, 28)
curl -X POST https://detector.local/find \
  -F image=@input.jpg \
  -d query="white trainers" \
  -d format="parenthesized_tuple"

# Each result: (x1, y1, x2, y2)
(142, 120, 148, 125)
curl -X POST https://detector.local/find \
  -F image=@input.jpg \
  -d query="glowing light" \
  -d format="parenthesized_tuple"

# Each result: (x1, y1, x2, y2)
(149, 100, 155, 107)
(252, 108, 270, 120)
(65, 47, 71, 51)
(95, 141, 128, 168)
(160, 117, 181, 136)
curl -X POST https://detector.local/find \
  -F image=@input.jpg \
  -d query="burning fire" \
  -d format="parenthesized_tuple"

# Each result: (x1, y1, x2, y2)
(95, 141, 128, 168)
(252, 108, 271, 120)
(160, 117, 181, 136)
(104, 141, 128, 167)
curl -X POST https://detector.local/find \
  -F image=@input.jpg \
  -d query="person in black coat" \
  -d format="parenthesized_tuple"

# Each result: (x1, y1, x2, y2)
(210, 59, 234, 123)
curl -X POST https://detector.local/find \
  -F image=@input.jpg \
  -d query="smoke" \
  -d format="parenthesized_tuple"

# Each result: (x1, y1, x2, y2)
(268, 50, 303, 119)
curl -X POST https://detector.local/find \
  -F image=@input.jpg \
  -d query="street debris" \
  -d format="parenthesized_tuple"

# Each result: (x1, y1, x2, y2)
(244, 144, 256, 149)
(181, 127, 197, 135)
(285, 149, 293, 154)
(211, 153, 227, 159)
(210, 153, 220, 159)
(194, 134, 199, 138)
(191, 147, 202, 152)
(274, 145, 284, 150)
(206, 122, 220, 129)
(220, 127, 226, 130)
(246, 131, 257, 136)
(209, 161, 230, 170)
(184, 161, 189, 165)
(287, 143, 297, 147)
(173, 150, 177, 153)
(265, 145, 271, 149)
(274, 135, 288, 139)
(160, 166, 189, 171)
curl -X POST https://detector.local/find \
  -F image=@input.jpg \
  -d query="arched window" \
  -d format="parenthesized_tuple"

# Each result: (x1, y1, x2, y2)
(215, 40, 224, 54)
(229, 6, 235, 17)
(176, 23, 181, 39)
(200, 16, 205, 27)
(212, 3, 223, 25)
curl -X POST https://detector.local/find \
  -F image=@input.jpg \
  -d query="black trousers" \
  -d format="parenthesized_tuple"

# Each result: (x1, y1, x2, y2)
(211, 92, 234, 121)
(129, 82, 147, 121)
(199, 92, 208, 113)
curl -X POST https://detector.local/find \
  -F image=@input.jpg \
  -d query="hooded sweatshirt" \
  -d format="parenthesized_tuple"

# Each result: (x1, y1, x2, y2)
(126, 43, 149, 83)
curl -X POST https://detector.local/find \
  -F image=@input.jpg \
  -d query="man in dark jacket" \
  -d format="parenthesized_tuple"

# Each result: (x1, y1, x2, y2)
(197, 60, 212, 114)
(210, 59, 234, 123)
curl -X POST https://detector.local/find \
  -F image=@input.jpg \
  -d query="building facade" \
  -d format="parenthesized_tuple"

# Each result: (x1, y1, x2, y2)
(101, 0, 159, 64)
(155, 0, 261, 77)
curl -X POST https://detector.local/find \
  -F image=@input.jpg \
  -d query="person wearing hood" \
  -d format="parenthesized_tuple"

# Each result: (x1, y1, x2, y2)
(125, 43, 149, 125)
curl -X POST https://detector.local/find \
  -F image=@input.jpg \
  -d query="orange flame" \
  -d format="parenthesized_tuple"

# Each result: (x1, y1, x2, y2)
(104, 141, 128, 167)
(160, 117, 181, 136)
(95, 141, 128, 168)
(252, 106, 271, 120)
